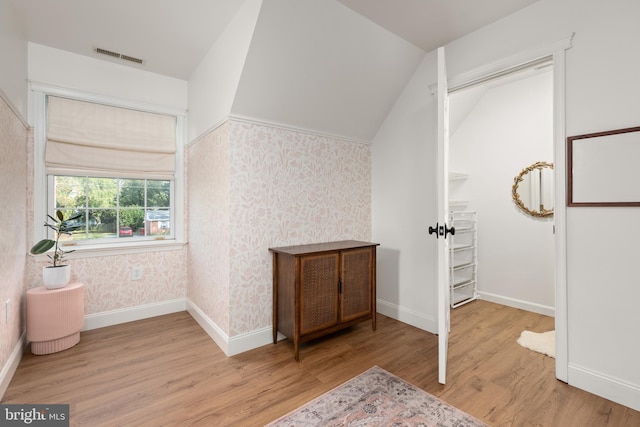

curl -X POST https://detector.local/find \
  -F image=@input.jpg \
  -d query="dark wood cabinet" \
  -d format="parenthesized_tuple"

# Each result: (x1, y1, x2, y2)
(269, 240, 379, 360)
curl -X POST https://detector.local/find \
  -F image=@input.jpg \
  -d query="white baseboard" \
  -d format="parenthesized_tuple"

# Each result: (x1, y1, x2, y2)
(376, 299, 436, 334)
(189, 299, 437, 358)
(186, 299, 277, 357)
(0, 332, 26, 400)
(569, 363, 640, 412)
(3, 300, 186, 399)
(79, 297, 280, 357)
(478, 292, 555, 317)
(83, 299, 187, 331)
(228, 326, 275, 356)
(186, 299, 230, 355)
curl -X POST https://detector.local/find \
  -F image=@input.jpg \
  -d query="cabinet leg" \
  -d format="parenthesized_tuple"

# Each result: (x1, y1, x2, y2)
(372, 312, 377, 331)
(294, 340, 300, 361)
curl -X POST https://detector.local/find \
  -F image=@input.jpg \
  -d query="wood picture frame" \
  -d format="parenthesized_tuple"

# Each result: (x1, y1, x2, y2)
(567, 126, 640, 207)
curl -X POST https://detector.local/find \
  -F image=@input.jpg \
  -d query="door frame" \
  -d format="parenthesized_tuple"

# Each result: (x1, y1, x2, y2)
(444, 34, 573, 382)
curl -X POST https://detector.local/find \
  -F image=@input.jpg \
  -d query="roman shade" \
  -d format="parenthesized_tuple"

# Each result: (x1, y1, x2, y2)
(46, 96, 176, 179)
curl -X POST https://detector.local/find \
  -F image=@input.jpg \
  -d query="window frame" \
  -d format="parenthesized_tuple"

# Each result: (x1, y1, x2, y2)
(49, 175, 175, 243)
(31, 84, 186, 258)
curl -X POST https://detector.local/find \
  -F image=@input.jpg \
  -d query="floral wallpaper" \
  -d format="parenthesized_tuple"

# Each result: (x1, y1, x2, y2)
(6, 109, 370, 368)
(26, 250, 187, 314)
(187, 122, 231, 333)
(25, 129, 187, 315)
(187, 119, 371, 337)
(0, 96, 28, 372)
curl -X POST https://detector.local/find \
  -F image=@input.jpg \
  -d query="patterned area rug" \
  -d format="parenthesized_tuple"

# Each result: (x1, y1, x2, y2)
(266, 366, 488, 426)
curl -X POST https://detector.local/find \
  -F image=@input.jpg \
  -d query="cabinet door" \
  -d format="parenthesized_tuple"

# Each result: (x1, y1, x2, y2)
(340, 248, 373, 322)
(300, 253, 340, 335)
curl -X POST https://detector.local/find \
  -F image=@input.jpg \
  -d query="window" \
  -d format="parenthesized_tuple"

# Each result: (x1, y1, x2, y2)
(32, 86, 185, 252)
(54, 176, 172, 242)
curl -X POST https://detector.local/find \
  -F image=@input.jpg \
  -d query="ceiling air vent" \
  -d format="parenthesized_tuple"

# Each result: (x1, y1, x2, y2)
(94, 47, 144, 65)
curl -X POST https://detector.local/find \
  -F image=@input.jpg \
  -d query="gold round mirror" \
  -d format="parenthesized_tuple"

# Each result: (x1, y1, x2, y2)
(512, 161, 554, 218)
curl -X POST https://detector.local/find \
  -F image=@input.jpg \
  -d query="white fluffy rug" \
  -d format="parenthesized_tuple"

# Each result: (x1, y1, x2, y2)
(517, 330, 555, 358)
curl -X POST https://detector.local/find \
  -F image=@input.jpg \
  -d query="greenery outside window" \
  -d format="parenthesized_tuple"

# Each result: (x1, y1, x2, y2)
(54, 176, 173, 243)
(31, 86, 185, 254)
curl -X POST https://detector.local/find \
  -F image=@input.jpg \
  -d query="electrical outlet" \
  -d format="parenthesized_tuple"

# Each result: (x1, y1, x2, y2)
(131, 266, 143, 281)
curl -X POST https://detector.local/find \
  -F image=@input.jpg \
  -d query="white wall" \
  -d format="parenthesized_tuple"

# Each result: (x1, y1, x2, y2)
(450, 0, 640, 411)
(28, 43, 188, 116)
(190, 0, 424, 144)
(230, 0, 424, 141)
(0, 0, 28, 398)
(187, 0, 262, 143)
(25, 44, 190, 323)
(449, 70, 554, 314)
(0, 0, 28, 119)
(372, 51, 438, 332)
(373, 0, 640, 411)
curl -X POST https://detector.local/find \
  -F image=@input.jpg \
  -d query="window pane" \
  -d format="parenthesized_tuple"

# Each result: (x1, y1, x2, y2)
(119, 179, 145, 208)
(88, 177, 118, 208)
(146, 209, 171, 236)
(57, 209, 79, 244)
(52, 175, 172, 244)
(55, 176, 85, 209)
(120, 207, 145, 238)
(67, 209, 88, 239)
(147, 180, 170, 208)
(95, 208, 117, 239)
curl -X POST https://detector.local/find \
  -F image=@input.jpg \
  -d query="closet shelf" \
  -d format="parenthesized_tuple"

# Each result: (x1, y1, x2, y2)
(449, 172, 469, 181)
(452, 262, 476, 271)
(449, 200, 469, 208)
(453, 227, 474, 233)
(452, 279, 476, 290)
(449, 210, 478, 309)
(452, 244, 475, 251)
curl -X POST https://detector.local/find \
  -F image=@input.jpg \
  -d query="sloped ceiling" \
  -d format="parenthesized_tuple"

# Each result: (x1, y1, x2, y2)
(230, 0, 424, 141)
(9, 0, 244, 80)
(337, 0, 540, 52)
(10, 0, 541, 80)
(10, 0, 542, 141)
(450, 85, 487, 137)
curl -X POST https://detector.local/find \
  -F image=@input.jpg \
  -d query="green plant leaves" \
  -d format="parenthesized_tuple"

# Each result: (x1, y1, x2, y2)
(31, 210, 84, 265)
(30, 239, 55, 255)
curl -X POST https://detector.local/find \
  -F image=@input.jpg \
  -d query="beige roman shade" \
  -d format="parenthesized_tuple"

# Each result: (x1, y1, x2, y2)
(46, 96, 176, 179)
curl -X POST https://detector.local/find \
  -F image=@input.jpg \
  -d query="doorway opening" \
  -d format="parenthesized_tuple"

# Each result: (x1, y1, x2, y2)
(437, 36, 572, 384)
(447, 59, 556, 359)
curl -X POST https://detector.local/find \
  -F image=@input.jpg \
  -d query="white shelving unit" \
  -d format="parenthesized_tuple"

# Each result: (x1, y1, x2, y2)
(449, 171, 469, 209)
(449, 210, 478, 308)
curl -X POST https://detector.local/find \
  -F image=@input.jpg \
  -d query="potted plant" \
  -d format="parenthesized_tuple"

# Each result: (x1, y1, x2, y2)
(30, 210, 82, 289)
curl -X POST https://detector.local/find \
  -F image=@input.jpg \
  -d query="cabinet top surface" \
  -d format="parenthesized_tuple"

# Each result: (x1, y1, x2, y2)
(269, 240, 379, 255)
(27, 282, 84, 294)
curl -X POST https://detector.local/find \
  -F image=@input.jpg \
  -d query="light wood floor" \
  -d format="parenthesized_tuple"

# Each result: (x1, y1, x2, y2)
(3, 300, 638, 426)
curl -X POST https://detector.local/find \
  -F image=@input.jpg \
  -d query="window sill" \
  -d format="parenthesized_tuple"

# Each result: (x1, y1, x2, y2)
(30, 239, 187, 262)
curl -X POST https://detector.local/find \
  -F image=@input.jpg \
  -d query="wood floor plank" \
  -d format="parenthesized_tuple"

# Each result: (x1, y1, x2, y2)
(2, 301, 638, 426)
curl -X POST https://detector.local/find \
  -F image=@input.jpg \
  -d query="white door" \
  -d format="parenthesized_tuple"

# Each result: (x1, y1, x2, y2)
(435, 47, 452, 384)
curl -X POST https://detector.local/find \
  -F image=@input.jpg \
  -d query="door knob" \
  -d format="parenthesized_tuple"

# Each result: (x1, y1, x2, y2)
(444, 224, 455, 239)
(428, 223, 439, 238)
(429, 222, 455, 239)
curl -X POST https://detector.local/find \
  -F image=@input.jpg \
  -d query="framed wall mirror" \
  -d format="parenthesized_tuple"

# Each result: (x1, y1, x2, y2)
(567, 126, 640, 206)
(512, 161, 554, 218)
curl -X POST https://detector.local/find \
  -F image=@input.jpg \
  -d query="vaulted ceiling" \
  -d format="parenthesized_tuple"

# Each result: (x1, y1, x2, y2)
(11, 0, 540, 80)
(10, 0, 541, 141)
